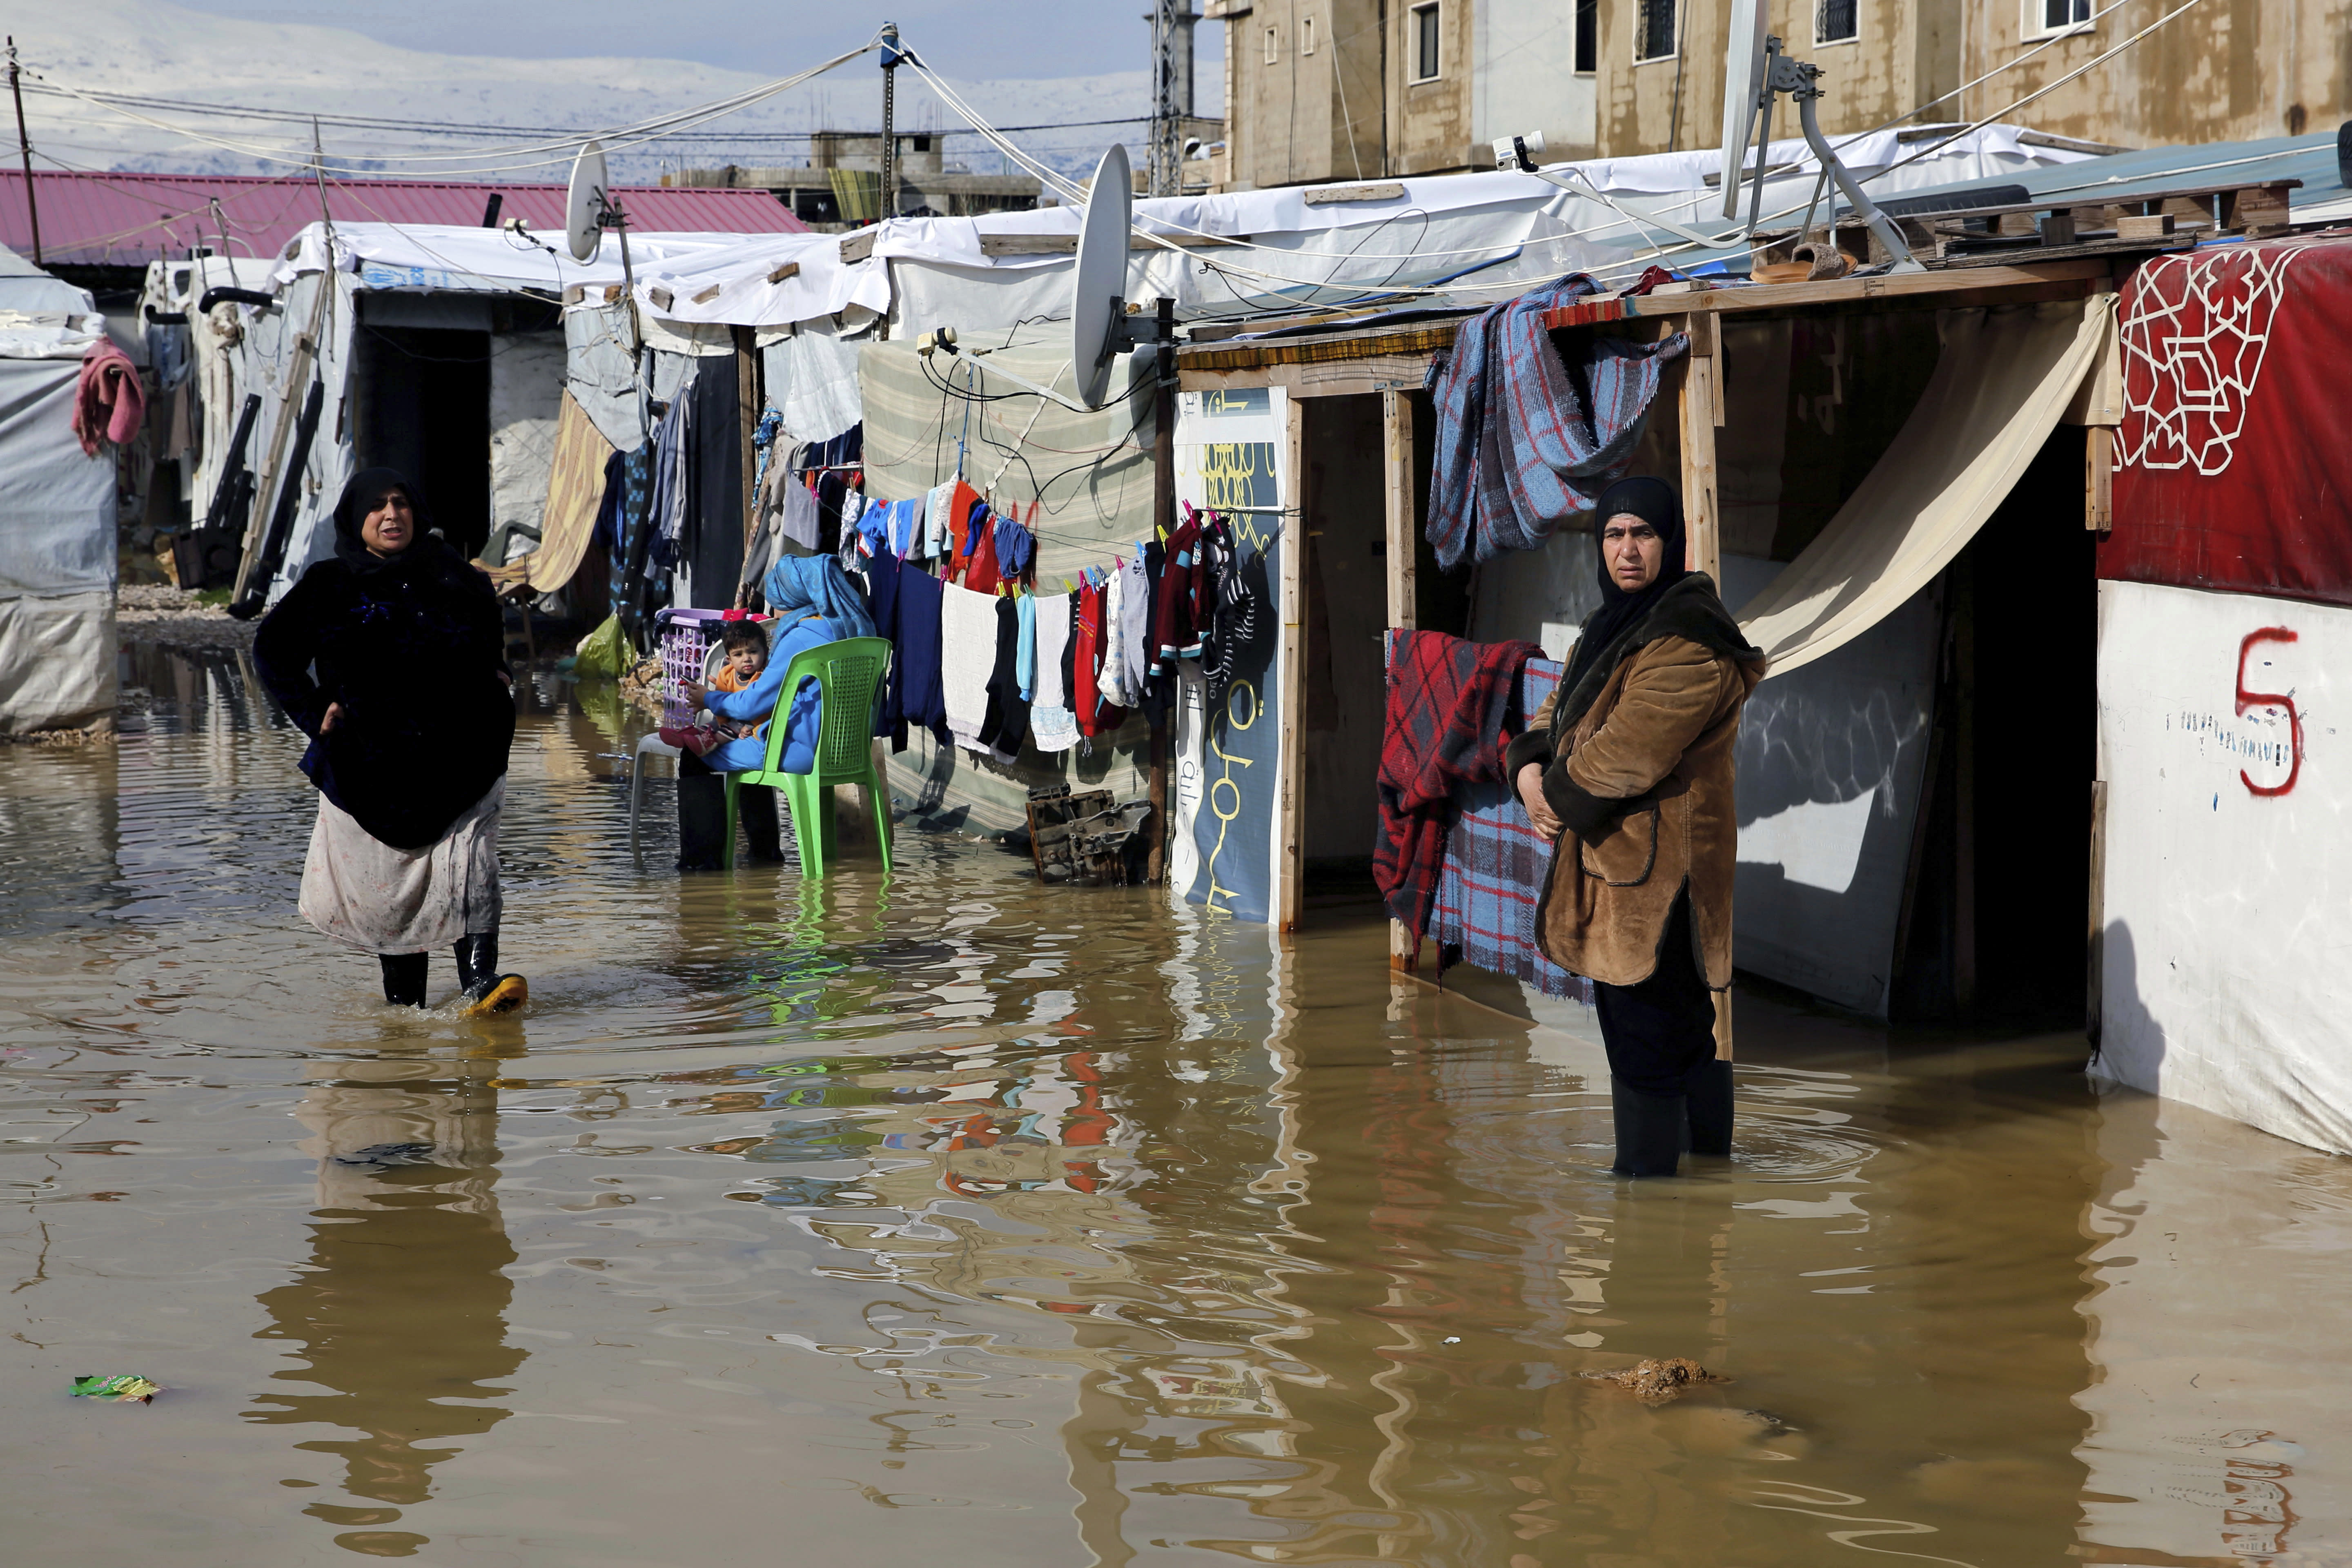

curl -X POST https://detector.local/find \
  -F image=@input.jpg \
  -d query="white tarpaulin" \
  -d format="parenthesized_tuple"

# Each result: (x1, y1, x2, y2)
(274, 223, 751, 296)
(1737, 298, 2112, 676)
(0, 330, 118, 732)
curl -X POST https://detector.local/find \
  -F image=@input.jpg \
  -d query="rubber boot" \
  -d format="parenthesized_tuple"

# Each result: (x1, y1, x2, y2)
(454, 932, 528, 1017)
(675, 766, 726, 870)
(379, 952, 429, 1009)
(1685, 1057, 1735, 1158)
(737, 781, 785, 864)
(1609, 1076, 1688, 1177)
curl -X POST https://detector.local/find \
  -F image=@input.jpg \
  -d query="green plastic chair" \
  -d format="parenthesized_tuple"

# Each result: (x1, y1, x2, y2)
(722, 636, 893, 876)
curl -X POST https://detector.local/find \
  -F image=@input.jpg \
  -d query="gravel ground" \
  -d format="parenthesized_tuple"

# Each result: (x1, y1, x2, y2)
(115, 584, 257, 650)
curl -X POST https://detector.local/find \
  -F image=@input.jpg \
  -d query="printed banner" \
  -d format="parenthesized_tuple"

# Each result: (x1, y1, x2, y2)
(1171, 388, 1287, 924)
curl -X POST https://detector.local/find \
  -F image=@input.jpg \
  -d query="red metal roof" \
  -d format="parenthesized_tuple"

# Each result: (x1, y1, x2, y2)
(0, 170, 806, 270)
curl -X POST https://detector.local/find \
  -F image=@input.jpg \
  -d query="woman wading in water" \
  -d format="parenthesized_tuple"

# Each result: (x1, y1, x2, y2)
(1505, 477, 1766, 1176)
(255, 469, 527, 1015)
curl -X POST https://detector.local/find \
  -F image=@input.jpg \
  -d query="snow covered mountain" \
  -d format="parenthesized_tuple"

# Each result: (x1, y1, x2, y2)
(11, 0, 1163, 182)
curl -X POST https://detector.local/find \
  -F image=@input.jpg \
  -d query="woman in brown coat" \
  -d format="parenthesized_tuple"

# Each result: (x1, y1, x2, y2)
(1505, 477, 1766, 1176)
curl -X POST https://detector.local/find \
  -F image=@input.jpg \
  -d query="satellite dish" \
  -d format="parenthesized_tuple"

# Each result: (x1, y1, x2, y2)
(1719, 0, 1769, 221)
(566, 141, 610, 264)
(1071, 142, 1136, 410)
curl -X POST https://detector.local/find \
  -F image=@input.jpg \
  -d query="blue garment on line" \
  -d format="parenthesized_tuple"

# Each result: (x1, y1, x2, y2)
(1015, 593, 1037, 700)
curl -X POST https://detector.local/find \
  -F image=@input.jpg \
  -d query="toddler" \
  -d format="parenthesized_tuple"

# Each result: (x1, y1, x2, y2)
(663, 621, 771, 757)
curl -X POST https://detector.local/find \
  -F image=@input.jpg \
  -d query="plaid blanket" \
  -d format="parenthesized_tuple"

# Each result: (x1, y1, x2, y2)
(1425, 274, 1689, 572)
(1433, 657, 1592, 1002)
(1376, 630, 1544, 963)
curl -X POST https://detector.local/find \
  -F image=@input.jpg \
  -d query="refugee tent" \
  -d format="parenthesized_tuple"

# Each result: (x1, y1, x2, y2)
(0, 241, 119, 734)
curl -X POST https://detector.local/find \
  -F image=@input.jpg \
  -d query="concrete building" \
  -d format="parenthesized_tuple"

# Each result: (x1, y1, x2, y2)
(1206, 0, 2348, 189)
(666, 132, 1041, 228)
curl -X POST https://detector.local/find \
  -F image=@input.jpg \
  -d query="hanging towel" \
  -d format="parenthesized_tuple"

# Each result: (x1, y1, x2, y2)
(1029, 592, 1078, 753)
(780, 474, 822, 551)
(939, 581, 998, 748)
(1425, 274, 1687, 571)
(73, 339, 145, 456)
(1097, 564, 1129, 708)
(1118, 552, 1152, 706)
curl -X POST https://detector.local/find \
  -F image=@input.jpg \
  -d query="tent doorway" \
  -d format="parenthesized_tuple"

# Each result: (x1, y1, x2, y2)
(354, 325, 493, 561)
(1296, 394, 1390, 909)
(1891, 431, 2098, 1025)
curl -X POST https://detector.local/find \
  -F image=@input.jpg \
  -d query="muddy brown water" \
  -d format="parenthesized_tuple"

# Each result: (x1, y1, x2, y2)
(5, 648, 2349, 1566)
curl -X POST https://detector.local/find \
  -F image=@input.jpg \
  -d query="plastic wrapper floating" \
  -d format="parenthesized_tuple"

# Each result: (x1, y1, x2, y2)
(71, 1374, 161, 1404)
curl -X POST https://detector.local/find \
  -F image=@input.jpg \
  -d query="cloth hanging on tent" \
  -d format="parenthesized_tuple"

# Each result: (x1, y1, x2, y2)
(72, 339, 144, 456)
(978, 595, 1031, 758)
(939, 581, 998, 748)
(1374, 628, 1544, 963)
(684, 356, 743, 610)
(648, 395, 692, 572)
(524, 391, 617, 594)
(1737, 299, 2110, 676)
(1029, 592, 1079, 753)
(1425, 274, 1686, 572)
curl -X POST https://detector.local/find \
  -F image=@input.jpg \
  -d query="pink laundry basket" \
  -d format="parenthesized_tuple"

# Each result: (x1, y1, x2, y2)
(654, 609, 731, 727)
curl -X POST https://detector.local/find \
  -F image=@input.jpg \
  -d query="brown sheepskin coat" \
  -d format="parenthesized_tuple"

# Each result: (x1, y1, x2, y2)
(1503, 575, 1765, 995)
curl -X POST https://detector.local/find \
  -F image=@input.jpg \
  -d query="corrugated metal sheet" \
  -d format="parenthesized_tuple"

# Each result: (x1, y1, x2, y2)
(0, 172, 807, 269)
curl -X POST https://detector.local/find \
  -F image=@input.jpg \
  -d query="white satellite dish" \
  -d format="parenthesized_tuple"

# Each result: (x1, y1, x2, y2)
(1719, 0, 1769, 221)
(566, 141, 610, 264)
(1071, 142, 1136, 410)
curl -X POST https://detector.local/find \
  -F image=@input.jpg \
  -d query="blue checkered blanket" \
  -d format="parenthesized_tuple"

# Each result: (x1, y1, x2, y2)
(1432, 657, 1590, 1001)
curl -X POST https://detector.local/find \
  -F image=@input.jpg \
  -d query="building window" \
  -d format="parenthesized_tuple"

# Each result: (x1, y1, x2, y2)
(1263, 24, 1278, 64)
(1575, 0, 1597, 72)
(1636, 0, 1677, 60)
(1411, 2, 1441, 81)
(1816, 0, 1858, 44)
(1301, 14, 1317, 54)
(2025, 0, 2092, 36)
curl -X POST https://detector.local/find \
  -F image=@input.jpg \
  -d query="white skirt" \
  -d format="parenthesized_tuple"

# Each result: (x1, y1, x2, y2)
(298, 779, 504, 954)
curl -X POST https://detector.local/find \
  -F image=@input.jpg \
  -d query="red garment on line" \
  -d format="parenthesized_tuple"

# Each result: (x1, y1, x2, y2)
(72, 340, 145, 457)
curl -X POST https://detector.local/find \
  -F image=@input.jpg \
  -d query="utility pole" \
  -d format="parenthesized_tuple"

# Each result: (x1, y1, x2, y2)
(7, 37, 42, 265)
(1146, 0, 1197, 197)
(878, 21, 901, 226)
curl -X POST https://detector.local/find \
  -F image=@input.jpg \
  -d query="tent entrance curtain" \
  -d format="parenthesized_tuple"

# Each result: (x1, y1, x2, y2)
(1737, 298, 2114, 677)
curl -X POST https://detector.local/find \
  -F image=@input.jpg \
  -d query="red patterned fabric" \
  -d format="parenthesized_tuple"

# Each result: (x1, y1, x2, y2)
(2103, 235, 2352, 607)
(1374, 629, 1543, 961)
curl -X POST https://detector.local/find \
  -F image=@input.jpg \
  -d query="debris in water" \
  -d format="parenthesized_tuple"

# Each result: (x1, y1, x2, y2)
(71, 1374, 160, 1404)
(332, 1143, 434, 1167)
(1582, 1358, 1729, 1405)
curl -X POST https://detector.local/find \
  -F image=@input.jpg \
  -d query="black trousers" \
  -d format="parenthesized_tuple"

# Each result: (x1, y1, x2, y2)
(1593, 892, 1719, 1094)
(675, 752, 782, 870)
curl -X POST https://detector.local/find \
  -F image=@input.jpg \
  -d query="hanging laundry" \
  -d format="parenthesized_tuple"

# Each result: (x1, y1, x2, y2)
(1096, 562, 1129, 708)
(1152, 508, 1215, 667)
(992, 512, 1036, 584)
(1073, 574, 1128, 739)
(868, 551, 949, 751)
(1200, 519, 1266, 715)
(978, 595, 1031, 759)
(959, 501, 1003, 594)
(1015, 592, 1038, 700)
(780, 474, 822, 552)
(646, 394, 693, 572)
(939, 581, 998, 749)
(1119, 549, 1154, 708)
(1426, 273, 1688, 571)
(1028, 592, 1079, 753)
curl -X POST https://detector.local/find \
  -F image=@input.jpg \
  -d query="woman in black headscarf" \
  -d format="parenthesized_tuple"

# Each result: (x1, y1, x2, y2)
(1503, 477, 1766, 1176)
(254, 469, 526, 1014)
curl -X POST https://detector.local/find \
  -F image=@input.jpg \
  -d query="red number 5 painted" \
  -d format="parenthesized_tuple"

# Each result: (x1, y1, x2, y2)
(2236, 627, 2301, 797)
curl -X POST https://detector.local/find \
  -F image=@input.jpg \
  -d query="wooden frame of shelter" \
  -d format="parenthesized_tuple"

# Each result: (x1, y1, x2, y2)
(1169, 174, 2302, 964)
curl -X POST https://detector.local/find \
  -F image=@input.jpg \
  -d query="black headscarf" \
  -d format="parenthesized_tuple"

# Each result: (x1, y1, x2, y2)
(254, 468, 514, 849)
(1561, 475, 1689, 695)
(334, 466, 427, 573)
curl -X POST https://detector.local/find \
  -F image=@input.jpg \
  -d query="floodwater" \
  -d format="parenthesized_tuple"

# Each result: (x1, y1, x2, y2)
(6, 648, 2350, 1568)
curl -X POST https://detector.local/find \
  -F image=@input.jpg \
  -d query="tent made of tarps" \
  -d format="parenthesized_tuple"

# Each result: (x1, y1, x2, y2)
(626, 124, 2101, 339)
(0, 241, 116, 734)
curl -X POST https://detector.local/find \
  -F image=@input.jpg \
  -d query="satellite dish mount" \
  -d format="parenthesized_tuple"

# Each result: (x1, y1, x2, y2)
(566, 140, 650, 426)
(1724, 31, 1923, 273)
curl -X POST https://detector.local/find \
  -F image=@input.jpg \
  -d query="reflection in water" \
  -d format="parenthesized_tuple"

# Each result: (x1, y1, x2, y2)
(13, 650, 2352, 1566)
(248, 1047, 521, 1556)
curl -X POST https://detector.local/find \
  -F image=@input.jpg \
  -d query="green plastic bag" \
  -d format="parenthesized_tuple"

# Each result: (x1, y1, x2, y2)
(570, 615, 630, 680)
(72, 1374, 160, 1403)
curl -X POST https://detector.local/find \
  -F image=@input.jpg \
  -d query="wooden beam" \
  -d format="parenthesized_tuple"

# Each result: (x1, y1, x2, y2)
(1678, 313, 1722, 584)
(1276, 393, 1307, 937)
(1178, 354, 1434, 397)
(1383, 385, 1419, 972)
(2085, 425, 2114, 533)
(735, 324, 760, 605)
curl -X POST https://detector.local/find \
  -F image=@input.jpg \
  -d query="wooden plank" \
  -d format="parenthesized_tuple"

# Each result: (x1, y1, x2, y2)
(1276, 393, 1307, 937)
(2085, 425, 2114, 533)
(1628, 255, 2116, 316)
(1678, 313, 1722, 584)
(2087, 776, 2107, 1041)
(1383, 385, 1418, 971)
(735, 324, 760, 606)
(1936, 233, 2192, 269)
(1302, 181, 1405, 204)
(1178, 352, 1434, 397)
(980, 232, 1248, 256)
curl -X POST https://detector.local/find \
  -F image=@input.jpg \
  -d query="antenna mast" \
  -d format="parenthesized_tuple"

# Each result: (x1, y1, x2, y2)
(1147, 0, 1196, 198)
(878, 21, 902, 226)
